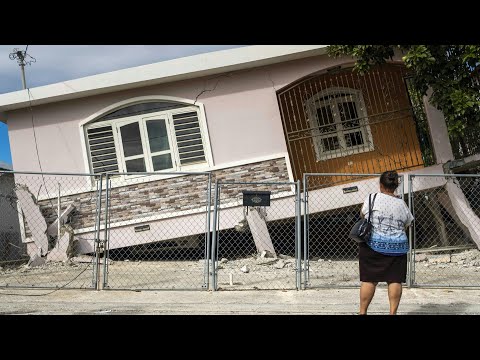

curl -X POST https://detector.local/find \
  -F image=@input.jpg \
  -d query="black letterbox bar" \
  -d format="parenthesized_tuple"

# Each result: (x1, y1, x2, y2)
(242, 190, 271, 207)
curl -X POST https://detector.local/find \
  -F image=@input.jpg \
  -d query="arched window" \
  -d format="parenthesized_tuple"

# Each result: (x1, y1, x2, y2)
(305, 87, 374, 160)
(83, 99, 211, 174)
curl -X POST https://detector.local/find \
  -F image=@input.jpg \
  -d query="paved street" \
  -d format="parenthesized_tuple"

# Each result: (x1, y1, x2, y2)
(1, 287, 479, 315)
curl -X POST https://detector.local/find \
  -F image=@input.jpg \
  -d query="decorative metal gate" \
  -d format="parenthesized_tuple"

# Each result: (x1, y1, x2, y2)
(277, 64, 431, 185)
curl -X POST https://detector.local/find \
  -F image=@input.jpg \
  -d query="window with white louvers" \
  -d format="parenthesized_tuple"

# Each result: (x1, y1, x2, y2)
(86, 125, 119, 174)
(84, 102, 210, 175)
(172, 112, 206, 165)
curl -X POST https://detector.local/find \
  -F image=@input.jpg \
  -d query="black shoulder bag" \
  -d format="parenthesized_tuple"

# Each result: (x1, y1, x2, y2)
(349, 193, 377, 243)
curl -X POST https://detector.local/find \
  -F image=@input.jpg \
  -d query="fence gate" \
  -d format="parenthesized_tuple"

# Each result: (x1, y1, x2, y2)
(303, 173, 406, 288)
(0, 171, 101, 289)
(211, 180, 301, 290)
(409, 174, 480, 287)
(102, 172, 212, 291)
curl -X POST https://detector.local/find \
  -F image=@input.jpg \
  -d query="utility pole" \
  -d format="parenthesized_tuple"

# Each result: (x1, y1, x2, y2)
(9, 46, 36, 90)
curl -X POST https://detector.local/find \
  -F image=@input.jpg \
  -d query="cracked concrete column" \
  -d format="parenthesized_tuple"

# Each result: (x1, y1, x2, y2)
(423, 89, 454, 165)
(423, 89, 480, 249)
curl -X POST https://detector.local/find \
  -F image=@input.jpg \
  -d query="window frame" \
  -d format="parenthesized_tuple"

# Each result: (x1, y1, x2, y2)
(143, 114, 176, 172)
(305, 87, 374, 161)
(115, 112, 178, 173)
(82, 100, 213, 180)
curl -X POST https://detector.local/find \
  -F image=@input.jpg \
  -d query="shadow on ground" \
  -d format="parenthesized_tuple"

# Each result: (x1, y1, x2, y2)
(404, 302, 474, 315)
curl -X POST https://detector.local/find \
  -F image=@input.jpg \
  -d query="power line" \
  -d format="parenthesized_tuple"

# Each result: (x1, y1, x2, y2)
(0, 262, 92, 296)
(7, 47, 58, 214)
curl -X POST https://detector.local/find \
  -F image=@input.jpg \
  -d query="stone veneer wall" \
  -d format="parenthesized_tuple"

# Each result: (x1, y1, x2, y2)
(34, 157, 290, 232)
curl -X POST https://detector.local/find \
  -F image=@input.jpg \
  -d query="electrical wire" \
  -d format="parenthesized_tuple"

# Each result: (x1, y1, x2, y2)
(1, 53, 101, 294)
(0, 261, 93, 296)
(26, 88, 58, 217)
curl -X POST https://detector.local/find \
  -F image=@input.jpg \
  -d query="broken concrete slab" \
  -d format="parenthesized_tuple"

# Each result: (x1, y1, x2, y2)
(25, 239, 41, 259)
(274, 260, 286, 269)
(46, 231, 71, 262)
(245, 208, 276, 257)
(444, 182, 480, 249)
(46, 204, 76, 236)
(15, 185, 49, 256)
(28, 254, 46, 267)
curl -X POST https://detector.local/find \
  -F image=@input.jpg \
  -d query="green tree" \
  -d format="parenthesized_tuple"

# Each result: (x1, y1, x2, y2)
(327, 45, 480, 142)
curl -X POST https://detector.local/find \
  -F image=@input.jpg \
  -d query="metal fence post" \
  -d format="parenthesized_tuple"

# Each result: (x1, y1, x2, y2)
(211, 180, 219, 291)
(57, 183, 61, 246)
(407, 174, 414, 288)
(303, 174, 309, 289)
(295, 180, 301, 290)
(93, 174, 103, 291)
(102, 174, 110, 289)
(204, 173, 212, 290)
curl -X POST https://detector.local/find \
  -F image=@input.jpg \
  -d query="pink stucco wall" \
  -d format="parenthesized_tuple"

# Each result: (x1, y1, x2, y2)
(6, 54, 349, 172)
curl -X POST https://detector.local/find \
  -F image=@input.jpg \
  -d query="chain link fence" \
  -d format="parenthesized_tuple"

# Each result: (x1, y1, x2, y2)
(303, 173, 406, 288)
(0, 171, 100, 289)
(3, 170, 479, 292)
(102, 172, 212, 290)
(211, 180, 301, 290)
(409, 174, 480, 287)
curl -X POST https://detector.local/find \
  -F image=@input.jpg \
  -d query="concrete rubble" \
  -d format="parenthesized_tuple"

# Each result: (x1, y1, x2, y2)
(415, 248, 480, 268)
(1, 246, 480, 290)
(13, 184, 78, 268)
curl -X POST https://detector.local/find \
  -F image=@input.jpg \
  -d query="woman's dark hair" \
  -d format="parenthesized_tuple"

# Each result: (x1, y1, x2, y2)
(380, 170, 399, 191)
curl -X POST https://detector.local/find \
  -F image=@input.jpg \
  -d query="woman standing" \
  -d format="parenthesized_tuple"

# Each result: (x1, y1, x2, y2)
(358, 170, 414, 315)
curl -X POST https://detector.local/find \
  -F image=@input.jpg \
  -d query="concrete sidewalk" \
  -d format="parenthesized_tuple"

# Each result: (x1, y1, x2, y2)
(1, 287, 480, 315)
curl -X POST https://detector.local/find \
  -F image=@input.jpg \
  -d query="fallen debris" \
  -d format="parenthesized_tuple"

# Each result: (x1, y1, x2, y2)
(246, 208, 276, 257)
(70, 255, 111, 265)
(260, 250, 275, 258)
(15, 185, 49, 256)
(240, 265, 249, 273)
(278, 254, 295, 260)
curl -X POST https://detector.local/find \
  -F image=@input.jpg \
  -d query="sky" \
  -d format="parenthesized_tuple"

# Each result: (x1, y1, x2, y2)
(0, 45, 246, 166)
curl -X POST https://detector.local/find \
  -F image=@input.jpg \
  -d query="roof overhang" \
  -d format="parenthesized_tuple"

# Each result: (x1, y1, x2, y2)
(0, 45, 329, 113)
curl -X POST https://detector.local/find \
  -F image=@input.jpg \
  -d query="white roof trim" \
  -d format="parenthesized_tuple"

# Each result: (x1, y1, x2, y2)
(0, 45, 328, 113)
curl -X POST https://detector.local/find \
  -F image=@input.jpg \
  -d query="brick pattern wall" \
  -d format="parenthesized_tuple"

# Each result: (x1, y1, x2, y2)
(35, 157, 289, 231)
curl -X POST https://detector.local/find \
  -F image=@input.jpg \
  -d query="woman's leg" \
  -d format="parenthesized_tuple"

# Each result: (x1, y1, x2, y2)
(387, 282, 402, 315)
(359, 281, 377, 314)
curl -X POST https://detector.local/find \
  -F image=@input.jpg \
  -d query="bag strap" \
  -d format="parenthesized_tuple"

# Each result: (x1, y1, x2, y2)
(367, 193, 377, 224)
